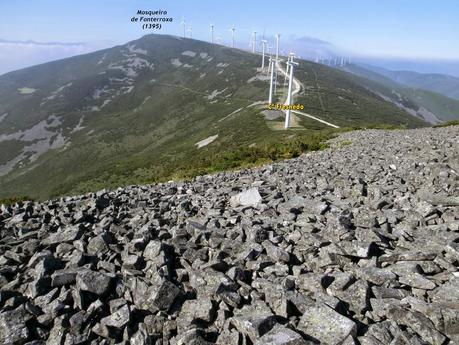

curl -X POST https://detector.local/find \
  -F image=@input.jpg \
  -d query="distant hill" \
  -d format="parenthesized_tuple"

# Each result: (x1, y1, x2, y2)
(0, 34, 427, 200)
(343, 64, 459, 122)
(361, 64, 459, 100)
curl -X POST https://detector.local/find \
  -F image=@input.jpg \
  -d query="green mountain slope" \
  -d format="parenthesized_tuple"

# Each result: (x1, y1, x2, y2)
(291, 62, 427, 127)
(343, 64, 459, 122)
(0, 34, 427, 200)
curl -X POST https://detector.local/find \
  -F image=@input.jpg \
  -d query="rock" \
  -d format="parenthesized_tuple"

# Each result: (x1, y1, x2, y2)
(147, 279, 181, 312)
(356, 267, 396, 285)
(174, 328, 212, 345)
(95, 196, 110, 209)
(91, 322, 110, 339)
(432, 277, 459, 307)
(254, 324, 308, 344)
(0, 306, 31, 344)
(130, 323, 150, 345)
(47, 315, 67, 344)
(216, 328, 241, 345)
(342, 280, 370, 315)
(399, 273, 436, 290)
(76, 270, 114, 296)
(340, 241, 374, 258)
(379, 251, 436, 262)
(87, 234, 109, 255)
(263, 241, 290, 263)
(101, 304, 130, 329)
(143, 314, 164, 338)
(371, 286, 410, 300)
(387, 306, 446, 345)
(51, 269, 78, 286)
(143, 241, 165, 261)
(43, 225, 84, 245)
(297, 303, 357, 345)
(231, 304, 277, 342)
(215, 281, 241, 308)
(230, 188, 262, 207)
(179, 298, 215, 324)
(26, 276, 51, 298)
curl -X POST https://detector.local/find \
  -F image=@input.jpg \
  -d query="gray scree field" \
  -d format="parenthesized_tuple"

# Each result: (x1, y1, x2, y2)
(0, 126, 458, 344)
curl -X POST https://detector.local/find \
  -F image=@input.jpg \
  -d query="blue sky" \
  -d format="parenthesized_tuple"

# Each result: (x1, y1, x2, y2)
(1, 0, 459, 74)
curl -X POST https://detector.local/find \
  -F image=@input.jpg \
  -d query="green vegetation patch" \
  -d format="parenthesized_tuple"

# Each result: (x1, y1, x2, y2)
(433, 120, 459, 128)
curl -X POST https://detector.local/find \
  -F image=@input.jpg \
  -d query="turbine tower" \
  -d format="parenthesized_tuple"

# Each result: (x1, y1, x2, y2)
(188, 25, 192, 38)
(230, 26, 235, 48)
(275, 34, 280, 60)
(180, 19, 186, 38)
(210, 24, 215, 43)
(285, 58, 299, 129)
(261, 40, 267, 68)
(274, 34, 280, 94)
(252, 31, 257, 53)
(268, 56, 275, 104)
(267, 45, 272, 77)
(286, 52, 295, 75)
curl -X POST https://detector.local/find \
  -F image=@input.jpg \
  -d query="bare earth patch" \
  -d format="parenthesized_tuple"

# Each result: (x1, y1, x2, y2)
(195, 134, 218, 148)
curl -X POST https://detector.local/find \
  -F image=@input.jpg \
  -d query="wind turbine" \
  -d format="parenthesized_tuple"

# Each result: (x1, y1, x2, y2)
(230, 26, 235, 48)
(210, 24, 215, 43)
(252, 31, 257, 53)
(188, 25, 193, 38)
(180, 19, 186, 38)
(261, 40, 267, 68)
(285, 57, 299, 129)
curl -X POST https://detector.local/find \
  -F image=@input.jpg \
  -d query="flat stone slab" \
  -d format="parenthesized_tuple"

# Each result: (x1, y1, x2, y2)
(230, 187, 262, 208)
(298, 303, 357, 345)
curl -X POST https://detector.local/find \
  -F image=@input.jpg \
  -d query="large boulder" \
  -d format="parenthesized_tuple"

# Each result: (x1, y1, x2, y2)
(230, 188, 262, 208)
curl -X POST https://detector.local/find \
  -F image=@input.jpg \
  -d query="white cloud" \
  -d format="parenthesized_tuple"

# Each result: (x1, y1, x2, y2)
(0, 39, 115, 75)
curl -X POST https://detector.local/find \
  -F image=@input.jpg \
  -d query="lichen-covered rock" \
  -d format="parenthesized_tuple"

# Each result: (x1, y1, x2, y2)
(298, 303, 357, 344)
(0, 306, 31, 344)
(255, 324, 309, 344)
(76, 270, 114, 296)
